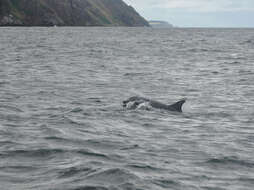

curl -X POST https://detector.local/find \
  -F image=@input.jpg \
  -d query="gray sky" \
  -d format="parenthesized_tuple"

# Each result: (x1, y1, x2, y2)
(123, 0, 254, 27)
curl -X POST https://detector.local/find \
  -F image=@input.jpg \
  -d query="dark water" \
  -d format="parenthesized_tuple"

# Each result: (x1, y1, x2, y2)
(0, 27, 254, 190)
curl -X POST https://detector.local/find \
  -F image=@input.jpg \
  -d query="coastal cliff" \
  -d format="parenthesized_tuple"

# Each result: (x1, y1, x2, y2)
(0, 0, 149, 26)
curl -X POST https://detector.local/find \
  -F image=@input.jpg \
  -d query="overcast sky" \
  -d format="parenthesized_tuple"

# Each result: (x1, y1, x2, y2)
(123, 0, 254, 27)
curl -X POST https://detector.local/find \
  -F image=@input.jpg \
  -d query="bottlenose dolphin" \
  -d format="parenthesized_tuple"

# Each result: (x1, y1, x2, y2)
(123, 96, 186, 112)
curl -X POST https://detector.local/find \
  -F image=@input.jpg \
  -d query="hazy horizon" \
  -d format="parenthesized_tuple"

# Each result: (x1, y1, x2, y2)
(124, 0, 254, 28)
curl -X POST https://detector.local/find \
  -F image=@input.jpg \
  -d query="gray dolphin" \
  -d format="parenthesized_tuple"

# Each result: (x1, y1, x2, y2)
(123, 96, 186, 112)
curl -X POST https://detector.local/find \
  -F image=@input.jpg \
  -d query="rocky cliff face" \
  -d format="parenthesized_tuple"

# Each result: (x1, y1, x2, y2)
(0, 0, 149, 26)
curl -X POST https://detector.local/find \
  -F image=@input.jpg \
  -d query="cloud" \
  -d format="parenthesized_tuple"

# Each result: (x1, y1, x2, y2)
(124, 0, 254, 12)
(123, 0, 254, 27)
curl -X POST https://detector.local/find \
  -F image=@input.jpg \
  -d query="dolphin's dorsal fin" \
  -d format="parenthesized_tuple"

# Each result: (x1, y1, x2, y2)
(168, 98, 186, 112)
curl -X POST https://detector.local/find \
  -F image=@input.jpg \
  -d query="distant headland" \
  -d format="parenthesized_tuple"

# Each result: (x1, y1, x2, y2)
(0, 0, 149, 27)
(149, 20, 173, 28)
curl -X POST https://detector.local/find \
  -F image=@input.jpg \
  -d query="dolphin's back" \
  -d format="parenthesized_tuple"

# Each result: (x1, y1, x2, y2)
(123, 96, 186, 113)
(149, 100, 169, 110)
(167, 99, 186, 112)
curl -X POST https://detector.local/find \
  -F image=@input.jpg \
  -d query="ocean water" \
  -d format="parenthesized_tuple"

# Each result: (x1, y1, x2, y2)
(0, 27, 254, 190)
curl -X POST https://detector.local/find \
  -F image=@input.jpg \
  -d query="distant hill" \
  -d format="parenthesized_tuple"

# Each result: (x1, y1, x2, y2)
(0, 0, 149, 26)
(149, 20, 173, 28)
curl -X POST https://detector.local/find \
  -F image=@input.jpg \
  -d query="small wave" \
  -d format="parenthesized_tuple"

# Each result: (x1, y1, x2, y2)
(83, 112, 92, 116)
(0, 93, 20, 102)
(223, 61, 241, 65)
(188, 48, 223, 53)
(0, 81, 10, 86)
(189, 48, 209, 52)
(126, 163, 162, 171)
(237, 177, 254, 183)
(58, 166, 93, 178)
(211, 71, 219, 75)
(205, 111, 232, 119)
(70, 186, 109, 190)
(245, 39, 252, 43)
(120, 144, 139, 150)
(1, 148, 110, 160)
(0, 104, 23, 113)
(205, 156, 254, 168)
(45, 136, 69, 142)
(238, 70, 254, 75)
(0, 113, 25, 123)
(153, 178, 181, 188)
(124, 72, 146, 76)
(202, 186, 228, 190)
(87, 97, 102, 103)
(240, 39, 253, 45)
(77, 149, 109, 159)
(70, 107, 83, 113)
(85, 168, 138, 184)
(59, 116, 83, 125)
(0, 165, 37, 172)
(0, 140, 20, 145)
(1, 148, 64, 158)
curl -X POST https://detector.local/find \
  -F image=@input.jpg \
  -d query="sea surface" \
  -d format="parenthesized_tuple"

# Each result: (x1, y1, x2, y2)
(0, 27, 254, 190)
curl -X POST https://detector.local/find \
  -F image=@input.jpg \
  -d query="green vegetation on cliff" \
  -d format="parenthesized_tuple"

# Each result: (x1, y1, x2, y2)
(0, 0, 149, 26)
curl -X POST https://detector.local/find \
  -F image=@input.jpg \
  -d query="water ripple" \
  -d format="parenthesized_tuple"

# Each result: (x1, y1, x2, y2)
(0, 27, 253, 190)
